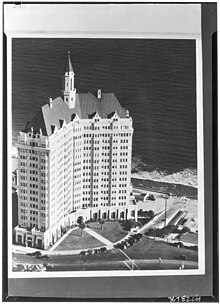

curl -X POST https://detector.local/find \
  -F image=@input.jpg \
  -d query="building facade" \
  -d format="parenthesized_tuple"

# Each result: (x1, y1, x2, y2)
(14, 52, 136, 249)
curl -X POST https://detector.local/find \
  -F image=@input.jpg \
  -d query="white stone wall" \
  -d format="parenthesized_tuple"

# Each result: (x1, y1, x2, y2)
(16, 108, 133, 248)
(16, 132, 50, 232)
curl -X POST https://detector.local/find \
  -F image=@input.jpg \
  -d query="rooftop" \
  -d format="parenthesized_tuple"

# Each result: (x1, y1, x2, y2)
(23, 93, 128, 136)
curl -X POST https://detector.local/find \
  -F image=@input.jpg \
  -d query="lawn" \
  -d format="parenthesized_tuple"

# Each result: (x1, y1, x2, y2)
(123, 237, 198, 262)
(87, 221, 127, 243)
(54, 228, 105, 251)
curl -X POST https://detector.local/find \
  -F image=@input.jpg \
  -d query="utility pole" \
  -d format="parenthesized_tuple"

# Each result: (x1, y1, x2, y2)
(164, 193, 169, 227)
(184, 197, 187, 211)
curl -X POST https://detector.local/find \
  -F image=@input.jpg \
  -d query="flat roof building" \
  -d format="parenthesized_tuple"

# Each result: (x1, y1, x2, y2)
(14, 52, 135, 249)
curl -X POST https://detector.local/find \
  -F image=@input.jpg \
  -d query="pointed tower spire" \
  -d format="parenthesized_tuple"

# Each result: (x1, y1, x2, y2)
(62, 51, 76, 109)
(65, 50, 74, 73)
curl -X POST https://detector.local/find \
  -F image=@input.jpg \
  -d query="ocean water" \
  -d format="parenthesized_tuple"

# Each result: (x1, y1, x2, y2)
(12, 38, 197, 183)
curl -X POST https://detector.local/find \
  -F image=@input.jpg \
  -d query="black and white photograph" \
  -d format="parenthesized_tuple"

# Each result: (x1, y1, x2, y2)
(11, 38, 200, 273)
(3, 2, 217, 301)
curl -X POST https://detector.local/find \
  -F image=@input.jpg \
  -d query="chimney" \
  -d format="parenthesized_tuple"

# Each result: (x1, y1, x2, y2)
(49, 98, 53, 108)
(97, 89, 102, 99)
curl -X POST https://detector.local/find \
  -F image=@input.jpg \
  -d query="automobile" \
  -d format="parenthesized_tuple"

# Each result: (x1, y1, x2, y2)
(173, 242, 184, 248)
(190, 245, 198, 251)
(94, 249, 100, 254)
(128, 237, 135, 243)
(87, 249, 95, 255)
(40, 254, 50, 260)
(80, 250, 86, 255)
(117, 243, 125, 250)
(45, 264, 53, 271)
(127, 239, 134, 246)
(100, 247, 107, 253)
(132, 234, 141, 241)
(34, 252, 43, 258)
(26, 251, 41, 256)
(137, 233, 143, 238)
(148, 194, 155, 201)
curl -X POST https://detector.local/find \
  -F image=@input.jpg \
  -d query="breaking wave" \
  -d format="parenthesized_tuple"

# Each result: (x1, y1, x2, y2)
(131, 155, 197, 188)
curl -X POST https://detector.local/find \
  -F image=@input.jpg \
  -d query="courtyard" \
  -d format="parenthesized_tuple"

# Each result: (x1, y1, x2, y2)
(53, 228, 105, 251)
(86, 221, 127, 243)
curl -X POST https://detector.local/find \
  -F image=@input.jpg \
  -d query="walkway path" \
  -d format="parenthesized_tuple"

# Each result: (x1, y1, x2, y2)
(84, 227, 114, 248)
(49, 227, 78, 251)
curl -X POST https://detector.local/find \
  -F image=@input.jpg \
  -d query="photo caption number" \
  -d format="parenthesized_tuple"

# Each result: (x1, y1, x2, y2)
(168, 296, 201, 302)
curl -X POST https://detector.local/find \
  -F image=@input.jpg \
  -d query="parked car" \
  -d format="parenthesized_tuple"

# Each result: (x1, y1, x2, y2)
(80, 250, 86, 255)
(127, 239, 134, 246)
(137, 233, 143, 238)
(173, 242, 184, 248)
(26, 251, 41, 256)
(148, 194, 155, 201)
(87, 249, 95, 255)
(118, 243, 125, 250)
(45, 264, 53, 271)
(40, 254, 50, 260)
(34, 252, 43, 258)
(100, 247, 107, 253)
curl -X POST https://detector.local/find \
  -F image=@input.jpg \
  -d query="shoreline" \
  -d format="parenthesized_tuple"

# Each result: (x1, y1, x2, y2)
(131, 177, 197, 200)
(131, 173, 197, 189)
(11, 156, 197, 199)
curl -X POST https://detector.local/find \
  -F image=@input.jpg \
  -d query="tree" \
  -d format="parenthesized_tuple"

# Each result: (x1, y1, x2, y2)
(181, 226, 191, 234)
(148, 210, 155, 218)
(99, 219, 105, 230)
(79, 223, 85, 236)
(77, 216, 84, 225)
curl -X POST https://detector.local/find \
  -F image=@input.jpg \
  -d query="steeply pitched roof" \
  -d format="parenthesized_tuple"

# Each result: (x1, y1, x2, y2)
(76, 93, 127, 119)
(23, 93, 128, 136)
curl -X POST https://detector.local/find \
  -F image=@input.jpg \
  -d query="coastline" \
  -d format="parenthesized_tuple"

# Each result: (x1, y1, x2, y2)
(131, 168, 197, 188)
(12, 156, 197, 199)
(131, 177, 197, 200)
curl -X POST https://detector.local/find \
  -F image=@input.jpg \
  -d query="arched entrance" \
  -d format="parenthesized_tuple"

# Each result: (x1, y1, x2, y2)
(93, 213, 98, 220)
(37, 239, 43, 249)
(120, 211, 124, 220)
(27, 237, 32, 247)
(17, 234, 22, 244)
(111, 212, 115, 219)
(131, 210, 135, 217)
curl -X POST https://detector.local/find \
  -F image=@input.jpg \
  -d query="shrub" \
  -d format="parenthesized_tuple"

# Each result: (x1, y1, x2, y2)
(181, 226, 191, 233)
(121, 219, 141, 231)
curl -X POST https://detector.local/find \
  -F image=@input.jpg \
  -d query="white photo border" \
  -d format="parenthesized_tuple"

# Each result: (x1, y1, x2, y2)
(5, 3, 204, 279)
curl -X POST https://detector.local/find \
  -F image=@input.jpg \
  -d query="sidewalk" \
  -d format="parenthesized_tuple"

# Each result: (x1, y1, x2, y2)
(84, 227, 114, 247)
(49, 227, 78, 251)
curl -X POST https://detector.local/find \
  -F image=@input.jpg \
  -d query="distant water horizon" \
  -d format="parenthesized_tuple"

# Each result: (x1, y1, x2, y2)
(12, 38, 197, 186)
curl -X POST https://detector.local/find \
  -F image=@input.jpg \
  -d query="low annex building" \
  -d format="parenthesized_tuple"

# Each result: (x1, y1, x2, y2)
(14, 52, 136, 249)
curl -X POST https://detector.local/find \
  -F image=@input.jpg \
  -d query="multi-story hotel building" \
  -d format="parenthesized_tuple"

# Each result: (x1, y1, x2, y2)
(14, 52, 136, 249)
